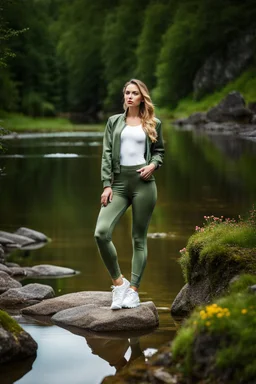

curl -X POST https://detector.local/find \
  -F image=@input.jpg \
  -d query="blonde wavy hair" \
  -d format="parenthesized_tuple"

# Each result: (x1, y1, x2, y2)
(123, 79, 157, 143)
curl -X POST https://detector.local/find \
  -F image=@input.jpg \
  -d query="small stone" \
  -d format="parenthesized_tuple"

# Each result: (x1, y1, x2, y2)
(0, 283, 55, 308)
(0, 271, 22, 293)
(15, 227, 48, 242)
(24, 264, 76, 277)
(0, 264, 12, 275)
(0, 231, 35, 247)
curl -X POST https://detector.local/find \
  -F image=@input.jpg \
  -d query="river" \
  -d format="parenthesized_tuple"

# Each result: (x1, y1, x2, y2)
(0, 123, 256, 383)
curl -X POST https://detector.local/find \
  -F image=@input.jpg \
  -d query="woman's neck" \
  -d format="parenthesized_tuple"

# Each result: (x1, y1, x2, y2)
(126, 106, 140, 118)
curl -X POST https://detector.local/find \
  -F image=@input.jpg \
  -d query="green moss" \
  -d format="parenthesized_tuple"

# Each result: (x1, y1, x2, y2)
(179, 211, 256, 283)
(0, 112, 104, 132)
(169, 68, 256, 120)
(172, 276, 256, 383)
(0, 309, 23, 334)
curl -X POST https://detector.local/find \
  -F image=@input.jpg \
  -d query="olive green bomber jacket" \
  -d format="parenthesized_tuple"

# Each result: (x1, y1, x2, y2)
(101, 112, 164, 188)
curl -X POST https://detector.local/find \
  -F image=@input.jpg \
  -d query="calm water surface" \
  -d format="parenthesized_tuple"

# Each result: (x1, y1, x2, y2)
(0, 123, 256, 384)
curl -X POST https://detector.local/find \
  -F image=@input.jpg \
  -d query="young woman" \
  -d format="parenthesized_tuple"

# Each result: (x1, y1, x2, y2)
(94, 79, 164, 310)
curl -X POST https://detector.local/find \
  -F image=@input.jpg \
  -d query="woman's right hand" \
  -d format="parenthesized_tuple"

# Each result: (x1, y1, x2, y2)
(101, 187, 113, 206)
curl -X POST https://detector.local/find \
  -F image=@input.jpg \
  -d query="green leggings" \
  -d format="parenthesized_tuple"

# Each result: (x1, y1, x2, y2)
(94, 164, 157, 288)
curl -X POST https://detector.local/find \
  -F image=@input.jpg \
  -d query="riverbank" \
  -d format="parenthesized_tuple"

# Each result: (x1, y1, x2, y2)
(0, 112, 104, 132)
(169, 68, 256, 120)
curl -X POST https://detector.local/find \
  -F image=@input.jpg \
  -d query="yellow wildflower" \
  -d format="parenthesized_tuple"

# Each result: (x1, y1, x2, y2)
(241, 309, 247, 314)
(206, 321, 211, 326)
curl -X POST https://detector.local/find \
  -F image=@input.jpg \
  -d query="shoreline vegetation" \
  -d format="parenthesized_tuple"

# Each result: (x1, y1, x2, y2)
(1, 67, 256, 132)
(104, 208, 256, 383)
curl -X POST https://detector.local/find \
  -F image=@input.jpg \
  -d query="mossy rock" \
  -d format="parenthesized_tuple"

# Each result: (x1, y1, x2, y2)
(0, 310, 37, 364)
(171, 274, 256, 384)
(172, 215, 256, 316)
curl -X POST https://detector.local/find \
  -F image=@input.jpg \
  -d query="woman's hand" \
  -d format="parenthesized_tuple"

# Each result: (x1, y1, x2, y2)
(137, 163, 156, 180)
(101, 187, 113, 206)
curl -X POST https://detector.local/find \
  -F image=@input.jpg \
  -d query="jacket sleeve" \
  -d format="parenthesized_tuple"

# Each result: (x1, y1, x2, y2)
(101, 118, 113, 188)
(149, 120, 165, 169)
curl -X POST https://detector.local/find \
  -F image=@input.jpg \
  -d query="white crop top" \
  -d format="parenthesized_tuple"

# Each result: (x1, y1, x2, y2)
(120, 124, 146, 166)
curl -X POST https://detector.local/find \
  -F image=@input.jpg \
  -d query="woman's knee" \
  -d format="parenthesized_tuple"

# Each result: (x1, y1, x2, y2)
(94, 225, 109, 243)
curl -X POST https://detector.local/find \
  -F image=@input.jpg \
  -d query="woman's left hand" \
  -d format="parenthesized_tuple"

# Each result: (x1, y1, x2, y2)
(137, 164, 156, 180)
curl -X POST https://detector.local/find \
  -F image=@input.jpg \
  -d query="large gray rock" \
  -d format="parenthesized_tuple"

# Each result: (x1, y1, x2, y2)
(0, 263, 11, 275)
(0, 271, 22, 293)
(0, 231, 35, 247)
(0, 283, 55, 308)
(21, 291, 112, 316)
(52, 302, 159, 332)
(15, 227, 48, 242)
(0, 236, 17, 247)
(206, 91, 253, 123)
(23, 264, 77, 277)
(193, 30, 256, 99)
(0, 310, 37, 364)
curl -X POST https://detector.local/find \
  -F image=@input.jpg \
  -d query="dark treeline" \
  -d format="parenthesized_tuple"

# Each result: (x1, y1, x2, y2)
(0, 0, 256, 120)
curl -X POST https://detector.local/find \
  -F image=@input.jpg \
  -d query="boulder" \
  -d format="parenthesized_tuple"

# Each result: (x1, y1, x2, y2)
(0, 271, 22, 293)
(8, 267, 28, 277)
(0, 264, 11, 275)
(15, 227, 48, 242)
(21, 291, 112, 316)
(52, 301, 159, 332)
(0, 236, 18, 248)
(171, 245, 256, 318)
(0, 231, 35, 247)
(193, 30, 256, 99)
(0, 310, 37, 364)
(0, 283, 55, 308)
(248, 102, 256, 114)
(24, 264, 76, 277)
(206, 91, 253, 123)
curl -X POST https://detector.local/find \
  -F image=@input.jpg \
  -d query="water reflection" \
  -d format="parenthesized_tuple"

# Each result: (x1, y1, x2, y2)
(0, 356, 36, 384)
(86, 336, 143, 373)
(1, 124, 256, 383)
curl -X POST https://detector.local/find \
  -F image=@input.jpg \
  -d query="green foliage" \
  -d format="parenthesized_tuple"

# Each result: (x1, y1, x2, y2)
(170, 68, 256, 119)
(102, 0, 148, 111)
(0, 112, 104, 132)
(179, 209, 256, 283)
(172, 277, 256, 383)
(154, 0, 256, 108)
(136, 2, 171, 90)
(1, 0, 256, 116)
(0, 309, 23, 334)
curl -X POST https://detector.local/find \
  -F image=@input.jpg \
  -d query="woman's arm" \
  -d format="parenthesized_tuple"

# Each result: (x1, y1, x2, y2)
(101, 118, 113, 188)
(149, 120, 165, 169)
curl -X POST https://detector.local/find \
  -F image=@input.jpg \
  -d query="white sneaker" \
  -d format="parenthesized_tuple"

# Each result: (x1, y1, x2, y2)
(122, 288, 140, 308)
(110, 277, 130, 310)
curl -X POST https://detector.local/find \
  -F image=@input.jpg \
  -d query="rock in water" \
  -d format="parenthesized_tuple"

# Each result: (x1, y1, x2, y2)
(0, 310, 38, 364)
(0, 271, 22, 293)
(0, 283, 55, 308)
(206, 91, 253, 123)
(0, 231, 35, 247)
(15, 227, 48, 243)
(21, 291, 112, 316)
(52, 301, 159, 332)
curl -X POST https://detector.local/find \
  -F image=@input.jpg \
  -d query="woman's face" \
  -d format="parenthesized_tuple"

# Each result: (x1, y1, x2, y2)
(124, 83, 143, 108)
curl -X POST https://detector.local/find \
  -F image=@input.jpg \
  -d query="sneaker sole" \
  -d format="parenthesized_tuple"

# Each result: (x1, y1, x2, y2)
(122, 303, 140, 308)
(111, 304, 122, 310)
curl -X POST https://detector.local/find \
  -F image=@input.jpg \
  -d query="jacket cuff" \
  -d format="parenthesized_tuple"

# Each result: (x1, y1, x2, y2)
(103, 180, 111, 188)
(150, 160, 159, 170)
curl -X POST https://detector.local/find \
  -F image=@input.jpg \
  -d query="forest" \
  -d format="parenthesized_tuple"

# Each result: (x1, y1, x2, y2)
(1, 0, 256, 120)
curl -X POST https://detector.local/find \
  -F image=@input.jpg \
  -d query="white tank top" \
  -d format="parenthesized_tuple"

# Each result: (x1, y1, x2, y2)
(120, 124, 146, 166)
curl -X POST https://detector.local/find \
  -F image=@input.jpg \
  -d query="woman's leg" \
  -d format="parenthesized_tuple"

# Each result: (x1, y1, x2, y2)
(94, 194, 130, 280)
(130, 181, 157, 288)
